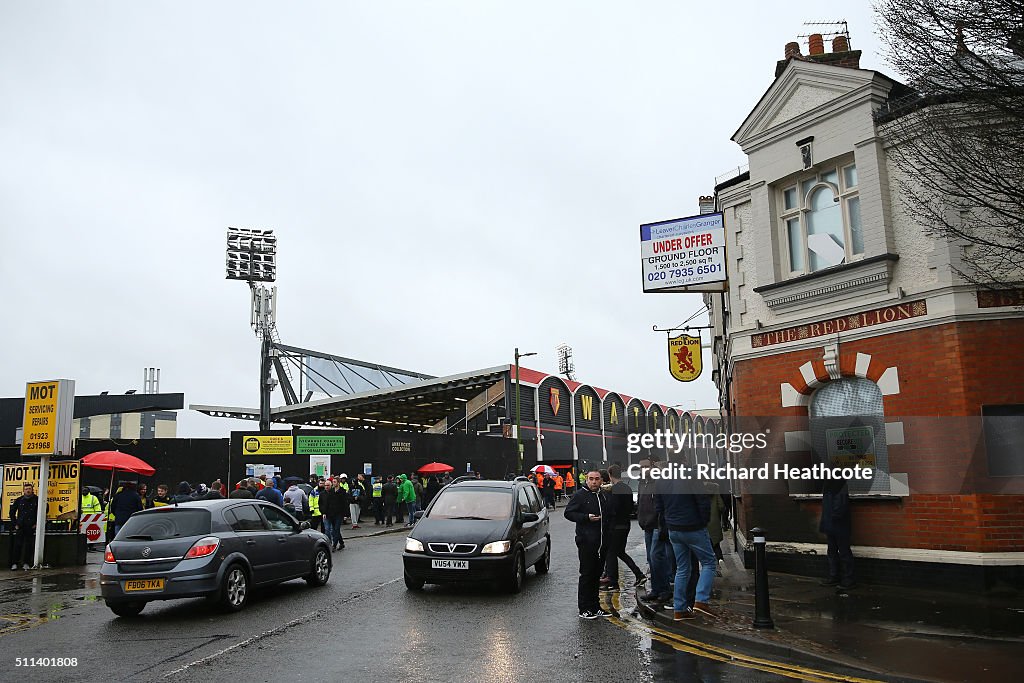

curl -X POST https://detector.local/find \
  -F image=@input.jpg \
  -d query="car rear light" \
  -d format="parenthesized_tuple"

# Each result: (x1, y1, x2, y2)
(104, 545, 115, 563)
(184, 536, 220, 559)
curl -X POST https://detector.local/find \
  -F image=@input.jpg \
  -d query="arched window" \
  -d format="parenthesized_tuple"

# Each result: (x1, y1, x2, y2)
(780, 161, 862, 275)
(809, 378, 889, 493)
(810, 378, 883, 418)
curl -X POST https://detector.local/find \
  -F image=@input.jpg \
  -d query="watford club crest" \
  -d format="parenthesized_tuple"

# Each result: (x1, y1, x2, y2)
(549, 387, 561, 416)
(668, 334, 702, 382)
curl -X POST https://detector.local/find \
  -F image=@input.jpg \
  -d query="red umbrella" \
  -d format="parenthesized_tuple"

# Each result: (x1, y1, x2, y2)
(81, 451, 155, 476)
(417, 462, 455, 475)
(81, 451, 156, 506)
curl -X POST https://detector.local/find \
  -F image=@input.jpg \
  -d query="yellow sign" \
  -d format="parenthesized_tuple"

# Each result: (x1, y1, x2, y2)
(241, 435, 293, 455)
(21, 381, 60, 455)
(2, 461, 80, 521)
(668, 334, 703, 382)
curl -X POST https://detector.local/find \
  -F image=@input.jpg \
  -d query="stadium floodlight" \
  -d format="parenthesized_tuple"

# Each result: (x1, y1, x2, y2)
(226, 227, 277, 282)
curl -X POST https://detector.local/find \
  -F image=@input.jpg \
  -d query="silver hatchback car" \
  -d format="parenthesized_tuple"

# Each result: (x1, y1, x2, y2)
(99, 499, 332, 617)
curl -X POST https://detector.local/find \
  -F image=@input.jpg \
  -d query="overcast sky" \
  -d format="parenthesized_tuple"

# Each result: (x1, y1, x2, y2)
(0, 2, 892, 438)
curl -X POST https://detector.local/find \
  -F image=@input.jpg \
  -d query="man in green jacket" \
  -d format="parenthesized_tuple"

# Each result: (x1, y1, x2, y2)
(399, 474, 417, 527)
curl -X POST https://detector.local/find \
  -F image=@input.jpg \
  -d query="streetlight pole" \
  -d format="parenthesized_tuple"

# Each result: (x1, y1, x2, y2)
(514, 347, 536, 475)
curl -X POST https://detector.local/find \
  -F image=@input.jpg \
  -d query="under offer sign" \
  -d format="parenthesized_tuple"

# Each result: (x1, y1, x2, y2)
(641, 213, 727, 293)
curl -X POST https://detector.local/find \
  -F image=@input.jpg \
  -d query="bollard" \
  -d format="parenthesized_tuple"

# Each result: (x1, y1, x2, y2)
(751, 527, 774, 629)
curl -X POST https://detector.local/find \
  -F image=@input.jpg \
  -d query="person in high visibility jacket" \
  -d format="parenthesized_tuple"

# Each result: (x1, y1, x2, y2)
(565, 470, 576, 497)
(372, 477, 384, 525)
(554, 473, 564, 501)
(81, 489, 102, 514)
(308, 482, 322, 531)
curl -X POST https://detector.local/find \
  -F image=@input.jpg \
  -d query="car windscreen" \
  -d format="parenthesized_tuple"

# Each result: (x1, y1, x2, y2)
(116, 509, 212, 540)
(428, 489, 513, 520)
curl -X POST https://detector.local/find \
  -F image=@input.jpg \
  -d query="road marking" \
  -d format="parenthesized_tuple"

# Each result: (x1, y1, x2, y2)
(161, 577, 401, 678)
(601, 593, 884, 683)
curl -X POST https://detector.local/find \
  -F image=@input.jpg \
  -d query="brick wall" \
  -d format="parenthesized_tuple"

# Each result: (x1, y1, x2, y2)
(732, 318, 1024, 552)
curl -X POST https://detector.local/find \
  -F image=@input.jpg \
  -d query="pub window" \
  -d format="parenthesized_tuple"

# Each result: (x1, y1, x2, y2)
(983, 405, 1024, 476)
(780, 160, 862, 275)
(809, 378, 890, 493)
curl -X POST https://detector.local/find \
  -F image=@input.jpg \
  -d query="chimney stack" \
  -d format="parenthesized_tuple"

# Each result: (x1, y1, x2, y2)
(832, 35, 849, 52)
(784, 41, 802, 59)
(808, 33, 824, 55)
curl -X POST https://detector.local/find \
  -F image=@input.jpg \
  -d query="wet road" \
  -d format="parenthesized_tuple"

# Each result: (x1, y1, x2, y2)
(0, 515, 859, 683)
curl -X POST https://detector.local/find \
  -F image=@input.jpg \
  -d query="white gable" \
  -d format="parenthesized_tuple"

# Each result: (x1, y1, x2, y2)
(733, 60, 883, 148)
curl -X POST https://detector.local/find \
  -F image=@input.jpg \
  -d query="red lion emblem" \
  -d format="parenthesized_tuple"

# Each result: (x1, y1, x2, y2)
(674, 345, 695, 374)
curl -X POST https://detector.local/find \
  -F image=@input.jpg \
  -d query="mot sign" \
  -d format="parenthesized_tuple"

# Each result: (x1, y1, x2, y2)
(640, 213, 726, 293)
(21, 379, 75, 456)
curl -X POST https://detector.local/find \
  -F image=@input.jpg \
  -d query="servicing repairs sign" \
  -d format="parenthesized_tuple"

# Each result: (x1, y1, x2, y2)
(641, 212, 726, 293)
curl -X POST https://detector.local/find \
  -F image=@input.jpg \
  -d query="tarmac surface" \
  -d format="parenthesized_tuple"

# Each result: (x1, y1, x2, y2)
(0, 512, 1020, 682)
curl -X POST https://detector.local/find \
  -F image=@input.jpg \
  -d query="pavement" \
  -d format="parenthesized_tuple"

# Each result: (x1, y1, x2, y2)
(631, 546, 1024, 683)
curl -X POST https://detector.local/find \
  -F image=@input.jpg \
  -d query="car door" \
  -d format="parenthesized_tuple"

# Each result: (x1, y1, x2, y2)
(224, 504, 275, 585)
(526, 485, 549, 561)
(258, 504, 308, 580)
(516, 487, 542, 565)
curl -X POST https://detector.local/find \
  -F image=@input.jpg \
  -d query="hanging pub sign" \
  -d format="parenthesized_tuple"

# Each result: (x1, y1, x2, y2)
(668, 334, 702, 382)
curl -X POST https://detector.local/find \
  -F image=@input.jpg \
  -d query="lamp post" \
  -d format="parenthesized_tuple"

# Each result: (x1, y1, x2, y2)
(514, 347, 537, 475)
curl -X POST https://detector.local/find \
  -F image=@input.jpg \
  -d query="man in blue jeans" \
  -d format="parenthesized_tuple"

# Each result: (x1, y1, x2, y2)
(655, 487, 717, 621)
(635, 458, 674, 605)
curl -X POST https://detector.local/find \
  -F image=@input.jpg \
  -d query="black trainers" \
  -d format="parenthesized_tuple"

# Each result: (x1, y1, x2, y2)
(594, 609, 612, 618)
(579, 611, 599, 620)
(837, 582, 857, 590)
(600, 584, 620, 592)
(634, 575, 647, 587)
(820, 578, 839, 587)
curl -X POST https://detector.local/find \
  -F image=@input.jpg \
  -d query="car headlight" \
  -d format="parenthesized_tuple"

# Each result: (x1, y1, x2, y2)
(481, 540, 511, 554)
(405, 538, 424, 552)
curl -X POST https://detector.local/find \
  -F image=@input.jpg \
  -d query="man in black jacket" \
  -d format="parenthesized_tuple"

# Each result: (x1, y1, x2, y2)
(601, 464, 646, 591)
(564, 470, 613, 619)
(320, 481, 346, 551)
(110, 482, 144, 538)
(9, 483, 39, 570)
(382, 476, 399, 527)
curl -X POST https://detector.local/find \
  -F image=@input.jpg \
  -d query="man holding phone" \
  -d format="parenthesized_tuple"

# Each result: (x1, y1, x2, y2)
(564, 470, 612, 619)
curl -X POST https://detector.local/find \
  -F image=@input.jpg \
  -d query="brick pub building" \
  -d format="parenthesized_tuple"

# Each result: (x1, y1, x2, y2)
(706, 33, 1024, 589)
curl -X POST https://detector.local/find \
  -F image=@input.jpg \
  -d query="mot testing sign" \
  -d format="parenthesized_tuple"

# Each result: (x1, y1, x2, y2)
(2, 461, 80, 521)
(20, 379, 75, 456)
(640, 213, 726, 293)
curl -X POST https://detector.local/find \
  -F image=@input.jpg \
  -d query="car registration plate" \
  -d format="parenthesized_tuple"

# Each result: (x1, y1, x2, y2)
(124, 578, 165, 592)
(431, 559, 469, 570)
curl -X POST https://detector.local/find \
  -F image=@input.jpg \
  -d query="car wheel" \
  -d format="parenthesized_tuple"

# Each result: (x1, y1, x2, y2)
(404, 572, 424, 591)
(106, 600, 146, 618)
(305, 546, 331, 586)
(507, 550, 525, 594)
(219, 564, 249, 612)
(534, 537, 551, 574)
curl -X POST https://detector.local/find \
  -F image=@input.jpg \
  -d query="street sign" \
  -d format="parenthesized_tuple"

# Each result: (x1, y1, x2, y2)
(21, 379, 75, 456)
(1, 461, 80, 521)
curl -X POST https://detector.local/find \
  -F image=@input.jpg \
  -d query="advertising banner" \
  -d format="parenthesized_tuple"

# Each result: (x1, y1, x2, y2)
(641, 213, 726, 293)
(241, 435, 294, 455)
(2, 460, 80, 521)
